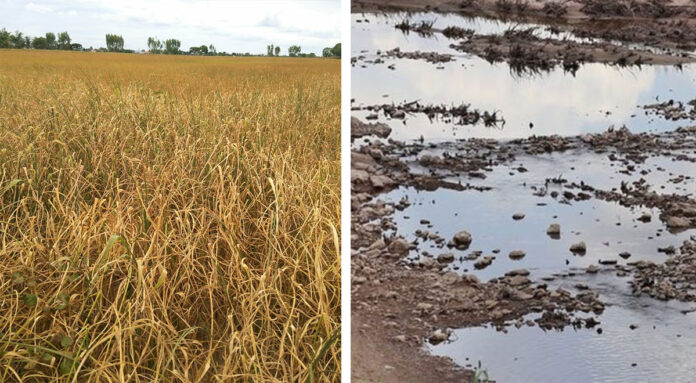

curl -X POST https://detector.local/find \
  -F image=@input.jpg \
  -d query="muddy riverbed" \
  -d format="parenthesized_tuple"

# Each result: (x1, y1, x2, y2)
(352, 8, 696, 383)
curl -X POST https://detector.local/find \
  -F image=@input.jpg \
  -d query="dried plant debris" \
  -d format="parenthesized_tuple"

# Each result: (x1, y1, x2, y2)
(631, 240, 696, 301)
(395, 19, 436, 35)
(382, 47, 454, 63)
(580, 0, 674, 18)
(642, 99, 696, 121)
(354, 101, 505, 127)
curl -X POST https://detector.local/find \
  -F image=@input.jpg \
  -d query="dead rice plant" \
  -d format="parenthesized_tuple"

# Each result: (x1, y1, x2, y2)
(0, 50, 340, 382)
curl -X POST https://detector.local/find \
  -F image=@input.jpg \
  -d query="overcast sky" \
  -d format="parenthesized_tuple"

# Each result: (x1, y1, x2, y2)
(0, 0, 341, 54)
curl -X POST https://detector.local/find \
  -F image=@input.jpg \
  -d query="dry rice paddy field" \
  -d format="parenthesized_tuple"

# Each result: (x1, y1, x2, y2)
(0, 50, 340, 382)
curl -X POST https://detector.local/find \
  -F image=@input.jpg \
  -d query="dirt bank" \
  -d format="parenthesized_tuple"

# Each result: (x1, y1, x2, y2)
(353, 0, 696, 65)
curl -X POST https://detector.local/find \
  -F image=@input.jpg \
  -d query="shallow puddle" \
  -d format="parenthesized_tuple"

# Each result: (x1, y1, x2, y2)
(429, 277, 696, 382)
(353, 12, 696, 141)
(383, 149, 695, 281)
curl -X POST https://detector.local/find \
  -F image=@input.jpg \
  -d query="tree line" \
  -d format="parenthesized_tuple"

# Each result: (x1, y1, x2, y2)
(0, 29, 82, 50)
(268, 43, 340, 58)
(0, 28, 340, 58)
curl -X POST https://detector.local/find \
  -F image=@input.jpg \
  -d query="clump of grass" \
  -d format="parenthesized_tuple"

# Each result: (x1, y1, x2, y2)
(581, 0, 672, 18)
(442, 26, 476, 39)
(496, 0, 530, 14)
(496, 0, 514, 13)
(394, 19, 436, 36)
(395, 19, 413, 32)
(542, 1, 568, 17)
(0, 50, 340, 382)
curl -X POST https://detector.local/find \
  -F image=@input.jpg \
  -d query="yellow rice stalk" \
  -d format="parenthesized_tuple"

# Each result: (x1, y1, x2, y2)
(0, 50, 340, 382)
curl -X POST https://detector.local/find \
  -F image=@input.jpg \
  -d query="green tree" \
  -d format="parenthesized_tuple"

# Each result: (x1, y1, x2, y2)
(45, 32, 56, 49)
(288, 45, 301, 57)
(147, 37, 163, 53)
(164, 39, 180, 54)
(105, 34, 124, 52)
(31, 36, 48, 49)
(322, 47, 332, 57)
(0, 29, 10, 48)
(267, 44, 274, 56)
(189, 45, 208, 55)
(11, 31, 27, 48)
(209, 44, 216, 55)
(57, 31, 71, 50)
(331, 43, 341, 57)
(274, 45, 280, 56)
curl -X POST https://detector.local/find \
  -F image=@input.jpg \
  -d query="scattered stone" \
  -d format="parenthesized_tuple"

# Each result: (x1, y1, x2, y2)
(509, 250, 526, 260)
(437, 252, 455, 263)
(388, 238, 412, 256)
(507, 275, 531, 286)
(351, 117, 392, 140)
(512, 212, 526, 220)
(547, 223, 561, 238)
(658, 245, 676, 255)
(450, 230, 473, 250)
(441, 271, 461, 284)
(506, 269, 530, 277)
(428, 329, 450, 344)
(570, 242, 587, 255)
(474, 256, 493, 269)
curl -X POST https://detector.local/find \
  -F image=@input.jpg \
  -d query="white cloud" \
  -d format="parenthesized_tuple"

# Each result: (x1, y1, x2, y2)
(58, 9, 77, 16)
(25, 1, 52, 13)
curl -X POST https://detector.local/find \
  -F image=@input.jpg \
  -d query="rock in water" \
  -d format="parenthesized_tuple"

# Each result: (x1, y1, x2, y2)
(547, 223, 561, 238)
(450, 230, 472, 250)
(506, 269, 530, 277)
(509, 250, 526, 260)
(437, 252, 455, 263)
(570, 241, 587, 255)
(474, 256, 493, 269)
(512, 212, 526, 220)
